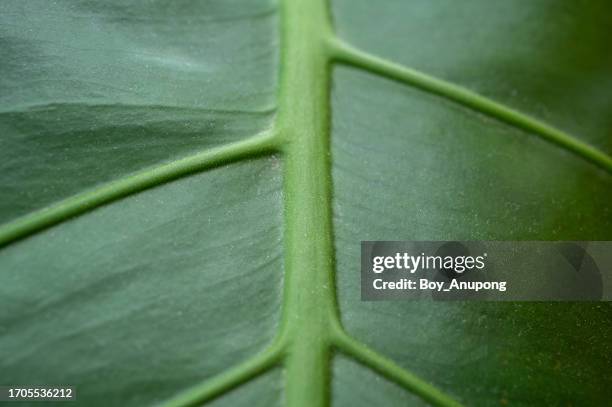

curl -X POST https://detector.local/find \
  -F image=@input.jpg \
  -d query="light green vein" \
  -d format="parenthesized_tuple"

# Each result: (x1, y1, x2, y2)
(332, 326, 464, 407)
(159, 339, 285, 407)
(0, 130, 279, 248)
(276, 1, 469, 406)
(275, 0, 339, 406)
(328, 38, 612, 175)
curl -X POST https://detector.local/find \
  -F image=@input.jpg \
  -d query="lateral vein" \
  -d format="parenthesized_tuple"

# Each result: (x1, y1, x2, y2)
(0, 130, 280, 249)
(332, 328, 464, 407)
(328, 38, 612, 175)
(157, 341, 285, 407)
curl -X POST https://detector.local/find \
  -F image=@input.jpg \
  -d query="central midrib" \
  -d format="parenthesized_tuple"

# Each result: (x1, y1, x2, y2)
(276, 0, 340, 406)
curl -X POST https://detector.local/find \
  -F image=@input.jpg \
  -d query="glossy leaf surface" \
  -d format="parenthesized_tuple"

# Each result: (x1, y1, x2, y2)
(1, 0, 611, 406)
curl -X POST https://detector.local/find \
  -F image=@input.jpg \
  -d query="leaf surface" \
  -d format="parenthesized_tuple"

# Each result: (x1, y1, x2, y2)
(332, 0, 612, 154)
(0, 0, 277, 223)
(1, 0, 611, 406)
(0, 159, 283, 405)
(332, 67, 612, 405)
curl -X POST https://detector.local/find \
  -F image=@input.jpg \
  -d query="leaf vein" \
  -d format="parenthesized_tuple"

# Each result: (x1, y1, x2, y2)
(0, 130, 280, 248)
(328, 38, 612, 175)
(332, 327, 464, 407)
(159, 339, 285, 407)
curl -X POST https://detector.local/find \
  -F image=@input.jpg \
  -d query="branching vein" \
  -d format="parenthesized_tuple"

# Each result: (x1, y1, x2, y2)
(332, 327, 464, 407)
(0, 130, 280, 248)
(159, 340, 285, 407)
(328, 38, 612, 175)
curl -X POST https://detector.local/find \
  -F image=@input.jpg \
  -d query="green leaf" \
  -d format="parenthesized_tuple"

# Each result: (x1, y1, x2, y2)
(0, 160, 284, 405)
(1, 0, 611, 406)
(0, 0, 277, 223)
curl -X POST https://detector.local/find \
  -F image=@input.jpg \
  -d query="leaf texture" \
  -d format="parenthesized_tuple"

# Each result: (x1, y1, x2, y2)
(1, 0, 611, 406)
(0, 159, 284, 405)
(0, 0, 277, 222)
